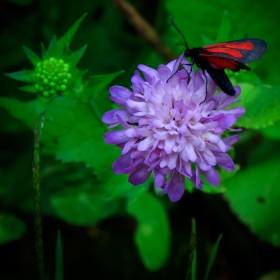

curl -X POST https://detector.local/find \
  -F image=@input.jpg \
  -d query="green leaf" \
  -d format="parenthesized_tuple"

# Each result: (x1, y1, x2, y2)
(99, 172, 149, 200)
(41, 43, 47, 60)
(88, 70, 125, 92)
(236, 83, 280, 129)
(5, 70, 33, 83)
(47, 35, 58, 57)
(57, 13, 87, 52)
(127, 193, 171, 271)
(203, 234, 223, 280)
(51, 184, 121, 226)
(65, 44, 87, 67)
(41, 96, 111, 178)
(260, 119, 280, 140)
(55, 231, 63, 280)
(36, 95, 55, 115)
(216, 10, 231, 42)
(19, 85, 37, 93)
(0, 97, 36, 129)
(224, 157, 280, 246)
(0, 213, 26, 244)
(22, 46, 41, 66)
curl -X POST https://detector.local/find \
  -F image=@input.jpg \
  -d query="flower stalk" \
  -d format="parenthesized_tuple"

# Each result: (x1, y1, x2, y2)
(33, 113, 47, 280)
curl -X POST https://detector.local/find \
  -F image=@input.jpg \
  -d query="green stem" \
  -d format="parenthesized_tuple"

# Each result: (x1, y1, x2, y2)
(33, 113, 46, 280)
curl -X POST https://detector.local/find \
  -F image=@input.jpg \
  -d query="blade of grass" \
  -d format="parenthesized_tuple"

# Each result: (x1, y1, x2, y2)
(55, 231, 63, 280)
(203, 234, 223, 280)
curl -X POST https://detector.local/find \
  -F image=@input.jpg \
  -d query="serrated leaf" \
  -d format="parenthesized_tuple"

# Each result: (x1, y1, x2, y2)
(5, 70, 33, 83)
(127, 193, 171, 271)
(41, 96, 111, 178)
(0, 213, 26, 244)
(57, 13, 87, 52)
(0, 97, 36, 129)
(216, 10, 231, 42)
(236, 83, 280, 129)
(22, 46, 41, 66)
(65, 44, 87, 67)
(224, 157, 280, 246)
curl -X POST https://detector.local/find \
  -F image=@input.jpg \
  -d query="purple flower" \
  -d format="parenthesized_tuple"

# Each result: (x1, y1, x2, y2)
(102, 59, 245, 202)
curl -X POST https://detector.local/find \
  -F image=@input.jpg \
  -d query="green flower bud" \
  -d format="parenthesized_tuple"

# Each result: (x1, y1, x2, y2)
(33, 57, 71, 97)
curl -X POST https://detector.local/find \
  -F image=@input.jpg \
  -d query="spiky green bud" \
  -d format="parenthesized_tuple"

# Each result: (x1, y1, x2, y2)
(33, 57, 71, 97)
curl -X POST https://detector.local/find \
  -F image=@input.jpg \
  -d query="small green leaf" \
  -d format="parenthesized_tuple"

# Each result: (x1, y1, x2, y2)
(5, 70, 33, 82)
(47, 35, 58, 57)
(57, 13, 87, 52)
(19, 85, 37, 93)
(224, 157, 280, 246)
(203, 234, 223, 280)
(216, 10, 231, 42)
(65, 44, 87, 67)
(88, 70, 124, 92)
(0, 213, 26, 244)
(127, 193, 171, 271)
(22, 46, 41, 66)
(0, 97, 36, 129)
(236, 83, 280, 129)
(55, 231, 63, 280)
(201, 35, 214, 46)
(41, 43, 47, 60)
(36, 95, 55, 115)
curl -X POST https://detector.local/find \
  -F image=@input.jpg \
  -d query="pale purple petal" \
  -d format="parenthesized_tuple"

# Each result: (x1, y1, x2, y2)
(110, 86, 131, 106)
(104, 130, 130, 145)
(102, 109, 131, 124)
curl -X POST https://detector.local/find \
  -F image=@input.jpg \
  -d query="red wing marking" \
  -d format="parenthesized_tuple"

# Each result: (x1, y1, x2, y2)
(206, 56, 240, 71)
(205, 41, 255, 51)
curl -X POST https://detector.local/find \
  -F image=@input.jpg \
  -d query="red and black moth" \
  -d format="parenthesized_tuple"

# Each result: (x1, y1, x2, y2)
(170, 17, 267, 98)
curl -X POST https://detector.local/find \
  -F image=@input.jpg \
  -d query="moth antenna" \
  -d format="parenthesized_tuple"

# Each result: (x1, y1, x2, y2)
(170, 17, 189, 49)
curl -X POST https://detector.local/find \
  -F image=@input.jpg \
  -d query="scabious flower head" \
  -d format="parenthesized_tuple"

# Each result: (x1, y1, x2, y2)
(102, 58, 245, 202)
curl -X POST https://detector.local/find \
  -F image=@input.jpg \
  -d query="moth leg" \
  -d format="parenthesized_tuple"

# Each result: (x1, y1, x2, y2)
(182, 59, 194, 83)
(200, 69, 208, 104)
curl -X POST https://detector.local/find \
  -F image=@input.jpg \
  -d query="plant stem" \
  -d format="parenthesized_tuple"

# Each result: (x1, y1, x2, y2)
(33, 113, 46, 280)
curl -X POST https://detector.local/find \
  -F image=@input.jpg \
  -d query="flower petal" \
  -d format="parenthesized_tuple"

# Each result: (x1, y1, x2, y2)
(109, 86, 131, 106)
(128, 165, 152, 185)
